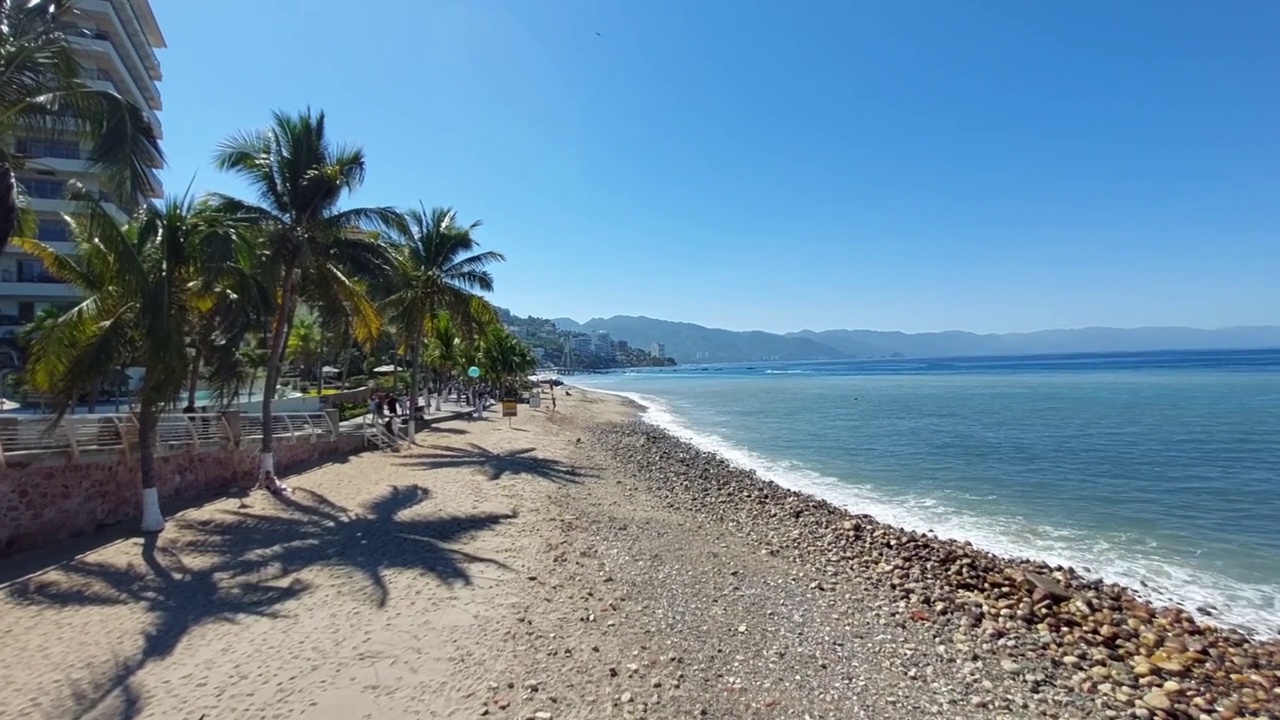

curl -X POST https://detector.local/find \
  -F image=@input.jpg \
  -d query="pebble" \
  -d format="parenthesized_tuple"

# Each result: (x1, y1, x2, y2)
(576, 421, 1280, 720)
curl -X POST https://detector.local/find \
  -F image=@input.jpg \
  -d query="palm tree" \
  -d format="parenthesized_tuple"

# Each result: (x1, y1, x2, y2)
(480, 328, 537, 398)
(209, 108, 400, 481)
(426, 310, 462, 409)
(16, 195, 210, 532)
(286, 311, 322, 385)
(0, 0, 164, 252)
(383, 206, 504, 440)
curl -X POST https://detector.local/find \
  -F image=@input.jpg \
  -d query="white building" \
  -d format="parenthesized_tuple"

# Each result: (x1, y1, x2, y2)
(592, 332, 615, 357)
(571, 335, 593, 355)
(650, 342, 666, 359)
(0, 0, 165, 344)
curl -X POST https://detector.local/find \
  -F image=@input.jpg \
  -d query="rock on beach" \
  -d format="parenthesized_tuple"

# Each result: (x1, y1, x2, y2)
(582, 418, 1280, 720)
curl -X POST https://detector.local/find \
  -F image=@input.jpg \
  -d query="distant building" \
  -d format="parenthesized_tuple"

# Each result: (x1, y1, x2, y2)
(571, 335, 593, 355)
(592, 332, 615, 357)
(615, 339, 630, 353)
(650, 342, 666, 359)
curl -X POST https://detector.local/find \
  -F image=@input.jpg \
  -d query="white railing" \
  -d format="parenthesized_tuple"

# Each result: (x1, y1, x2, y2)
(241, 412, 335, 444)
(359, 414, 403, 451)
(0, 411, 338, 468)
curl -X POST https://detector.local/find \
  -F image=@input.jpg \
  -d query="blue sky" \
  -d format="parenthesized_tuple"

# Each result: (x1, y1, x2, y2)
(154, 0, 1279, 334)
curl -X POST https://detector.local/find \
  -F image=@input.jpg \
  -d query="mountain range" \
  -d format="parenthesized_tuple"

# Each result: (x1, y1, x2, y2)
(548, 315, 1280, 364)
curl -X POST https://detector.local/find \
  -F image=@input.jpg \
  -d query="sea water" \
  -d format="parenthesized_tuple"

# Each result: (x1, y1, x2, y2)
(573, 349, 1280, 636)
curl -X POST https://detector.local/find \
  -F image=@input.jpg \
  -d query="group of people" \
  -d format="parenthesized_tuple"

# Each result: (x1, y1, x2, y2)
(368, 391, 423, 420)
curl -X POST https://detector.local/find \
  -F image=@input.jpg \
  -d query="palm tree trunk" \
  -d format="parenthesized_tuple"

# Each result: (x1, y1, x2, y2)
(137, 404, 165, 532)
(185, 355, 201, 408)
(0, 162, 17, 255)
(259, 268, 297, 480)
(407, 320, 425, 442)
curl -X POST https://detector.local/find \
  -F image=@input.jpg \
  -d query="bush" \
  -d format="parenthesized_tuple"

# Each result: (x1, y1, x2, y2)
(337, 402, 368, 421)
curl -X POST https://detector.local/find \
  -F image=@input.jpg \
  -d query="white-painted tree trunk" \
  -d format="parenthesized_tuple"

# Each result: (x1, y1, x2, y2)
(139, 487, 165, 532)
(260, 451, 274, 475)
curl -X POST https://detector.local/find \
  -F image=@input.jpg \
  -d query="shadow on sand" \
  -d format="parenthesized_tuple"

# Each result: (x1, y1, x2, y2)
(404, 443, 593, 484)
(8, 533, 307, 719)
(6, 485, 512, 719)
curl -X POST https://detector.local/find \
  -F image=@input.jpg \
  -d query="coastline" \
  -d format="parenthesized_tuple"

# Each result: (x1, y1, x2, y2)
(1, 386, 1275, 718)
(578, 381, 1280, 637)
(567, 386, 1280, 719)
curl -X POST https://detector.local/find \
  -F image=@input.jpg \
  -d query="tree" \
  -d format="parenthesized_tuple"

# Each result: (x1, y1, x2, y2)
(479, 328, 537, 396)
(16, 195, 212, 532)
(286, 311, 322, 383)
(383, 206, 503, 440)
(0, 0, 164, 252)
(210, 108, 400, 482)
(426, 311, 462, 408)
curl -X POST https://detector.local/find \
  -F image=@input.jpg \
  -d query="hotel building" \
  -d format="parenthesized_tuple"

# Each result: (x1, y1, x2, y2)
(0, 0, 164, 348)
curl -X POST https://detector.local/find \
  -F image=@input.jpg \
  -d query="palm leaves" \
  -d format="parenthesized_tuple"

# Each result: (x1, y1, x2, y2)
(4, 102, 519, 527)
(479, 327, 537, 395)
(0, 0, 163, 252)
(15, 194, 225, 530)
(209, 109, 399, 475)
(383, 205, 504, 437)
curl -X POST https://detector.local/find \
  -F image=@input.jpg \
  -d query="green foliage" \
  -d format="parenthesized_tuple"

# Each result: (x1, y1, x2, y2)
(336, 402, 369, 421)
(210, 108, 404, 459)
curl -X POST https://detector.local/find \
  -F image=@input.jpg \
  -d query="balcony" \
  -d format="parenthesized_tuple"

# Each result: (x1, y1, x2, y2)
(73, 5, 162, 89)
(3, 241, 76, 257)
(26, 197, 128, 225)
(0, 276, 80, 299)
(67, 34, 160, 114)
(79, 0, 163, 79)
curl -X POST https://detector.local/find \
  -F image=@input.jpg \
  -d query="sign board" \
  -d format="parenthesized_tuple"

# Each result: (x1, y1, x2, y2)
(529, 394, 541, 409)
(502, 400, 518, 418)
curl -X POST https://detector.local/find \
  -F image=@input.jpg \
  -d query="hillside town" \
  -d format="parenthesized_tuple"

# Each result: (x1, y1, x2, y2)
(497, 308, 676, 370)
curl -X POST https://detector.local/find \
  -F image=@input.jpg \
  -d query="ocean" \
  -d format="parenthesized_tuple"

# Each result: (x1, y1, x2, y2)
(571, 349, 1280, 636)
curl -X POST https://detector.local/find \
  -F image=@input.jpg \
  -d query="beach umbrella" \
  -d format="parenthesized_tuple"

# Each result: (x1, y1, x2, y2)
(372, 364, 400, 374)
(467, 366, 481, 378)
(320, 366, 340, 376)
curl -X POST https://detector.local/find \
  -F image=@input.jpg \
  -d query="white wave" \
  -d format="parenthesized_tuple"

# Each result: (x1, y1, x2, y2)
(764, 369, 811, 374)
(587, 386, 1280, 637)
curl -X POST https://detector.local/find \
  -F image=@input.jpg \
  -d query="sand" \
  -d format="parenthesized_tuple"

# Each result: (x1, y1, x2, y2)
(1, 393, 600, 719)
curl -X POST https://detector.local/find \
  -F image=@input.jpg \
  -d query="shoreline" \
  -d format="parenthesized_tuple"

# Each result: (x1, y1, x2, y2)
(570, 387, 1280, 718)
(2, 386, 1275, 718)
(576, 383, 1278, 639)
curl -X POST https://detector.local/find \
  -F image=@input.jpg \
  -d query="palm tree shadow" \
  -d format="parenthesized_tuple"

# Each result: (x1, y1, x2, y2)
(7, 534, 308, 719)
(407, 443, 592, 485)
(174, 485, 514, 609)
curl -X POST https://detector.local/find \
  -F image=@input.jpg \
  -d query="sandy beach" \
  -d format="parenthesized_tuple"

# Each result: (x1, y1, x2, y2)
(1, 389, 1276, 719)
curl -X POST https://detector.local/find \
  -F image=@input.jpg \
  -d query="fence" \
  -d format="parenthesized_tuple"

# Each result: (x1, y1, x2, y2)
(0, 410, 338, 468)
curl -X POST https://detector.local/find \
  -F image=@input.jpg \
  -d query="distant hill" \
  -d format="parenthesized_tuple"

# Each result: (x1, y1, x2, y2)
(554, 315, 845, 363)
(538, 313, 1280, 363)
(792, 326, 1280, 359)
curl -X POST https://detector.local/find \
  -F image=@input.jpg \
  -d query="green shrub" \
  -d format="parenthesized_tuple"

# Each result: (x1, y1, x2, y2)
(337, 402, 368, 421)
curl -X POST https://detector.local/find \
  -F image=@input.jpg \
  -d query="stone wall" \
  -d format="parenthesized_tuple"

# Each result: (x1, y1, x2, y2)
(0, 434, 367, 557)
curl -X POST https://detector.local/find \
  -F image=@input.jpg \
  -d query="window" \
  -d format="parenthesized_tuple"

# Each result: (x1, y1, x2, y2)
(15, 138, 81, 160)
(17, 303, 34, 323)
(18, 178, 67, 199)
(36, 219, 71, 243)
(16, 260, 45, 282)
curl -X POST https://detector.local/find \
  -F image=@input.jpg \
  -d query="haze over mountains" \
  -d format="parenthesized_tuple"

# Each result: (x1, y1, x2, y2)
(549, 315, 1280, 364)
